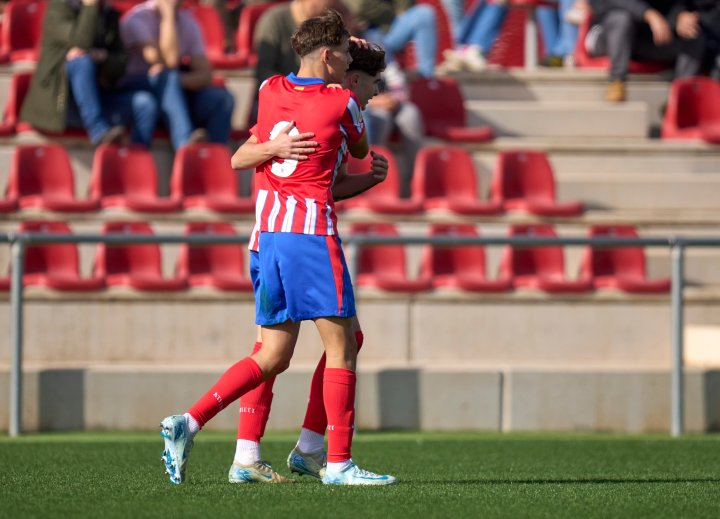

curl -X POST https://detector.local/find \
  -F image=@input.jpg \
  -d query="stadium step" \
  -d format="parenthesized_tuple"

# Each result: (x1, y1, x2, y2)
(465, 100, 649, 138)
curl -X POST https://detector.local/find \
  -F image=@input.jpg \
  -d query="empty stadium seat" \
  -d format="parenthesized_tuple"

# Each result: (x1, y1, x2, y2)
(17, 221, 105, 291)
(499, 225, 593, 293)
(0, 71, 31, 136)
(339, 145, 422, 214)
(171, 144, 254, 213)
(7, 144, 99, 212)
(235, 2, 277, 67)
(0, 1, 46, 62)
(90, 144, 182, 212)
(0, 197, 17, 212)
(352, 223, 432, 292)
(187, 4, 247, 69)
(94, 222, 187, 291)
(573, 10, 671, 73)
(661, 77, 720, 143)
(176, 222, 252, 291)
(419, 224, 512, 292)
(579, 225, 671, 293)
(411, 146, 503, 215)
(409, 77, 494, 143)
(0, 277, 9, 291)
(491, 150, 583, 216)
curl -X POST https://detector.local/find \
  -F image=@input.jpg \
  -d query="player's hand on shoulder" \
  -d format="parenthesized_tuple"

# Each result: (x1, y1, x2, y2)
(269, 121, 317, 161)
(370, 151, 388, 183)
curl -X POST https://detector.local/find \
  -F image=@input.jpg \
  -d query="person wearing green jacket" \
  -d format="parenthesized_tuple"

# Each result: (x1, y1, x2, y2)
(20, 0, 159, 145)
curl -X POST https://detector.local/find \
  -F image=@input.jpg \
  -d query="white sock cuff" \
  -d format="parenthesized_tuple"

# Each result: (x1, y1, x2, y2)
(184, 413, 201, 435)
(297, 428, 325, 454)
(234, 439, 261, 465)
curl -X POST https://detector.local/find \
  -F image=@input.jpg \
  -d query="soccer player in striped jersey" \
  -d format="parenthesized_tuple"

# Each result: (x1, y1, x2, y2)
(159, 12, 396, 486)
(229, 40, 387, 484)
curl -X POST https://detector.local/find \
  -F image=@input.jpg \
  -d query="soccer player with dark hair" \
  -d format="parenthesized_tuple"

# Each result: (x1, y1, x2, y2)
(159, 11, 396, 486)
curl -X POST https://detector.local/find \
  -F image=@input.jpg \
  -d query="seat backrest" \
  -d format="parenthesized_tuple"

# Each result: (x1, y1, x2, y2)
(19, 221, 80, 277)
(346, 145, 401, 200)
(409, 77, 466, 134)
(3, 71, 32, 126)
(171, 144, 238, 198)
(412, 146, 478, 200)
(177, 222, 243, 277)
(7, 144, 76, 199)
(420, 224, 485, 278)
(90, 144, 159, 199)
(491, 150, 556, 202)
(187, 4, 227, 61)
(579, 225, 647, 279)
(0, 1, 47, 59)
(94, 222, 162, 278)
(236, 2, 277, 63)
(351, 223, 407, 278)
(499, 225, 564, 279)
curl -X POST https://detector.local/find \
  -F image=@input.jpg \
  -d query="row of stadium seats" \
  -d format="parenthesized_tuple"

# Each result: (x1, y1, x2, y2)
(0, 221, 670, 294)
(0, 142, 581, 216)
(0, 70, 492, 144)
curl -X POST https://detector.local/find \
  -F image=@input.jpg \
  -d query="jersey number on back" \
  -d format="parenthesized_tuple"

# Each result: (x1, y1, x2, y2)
(269, 121, 299, 178)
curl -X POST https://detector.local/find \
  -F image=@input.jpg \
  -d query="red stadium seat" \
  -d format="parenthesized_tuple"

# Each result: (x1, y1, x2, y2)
(176, 222, 252, 291)
(0, 1, 47, 62)
(0, 71, 31, 136)
(499, 225, 593, 293)
(235, 2, 278, 67)
(352, 223, 432, 292)
(491, 150, 583, 216)
(339, 145, 422, 214)
(94, 222, 187, 291)
(187, 4, 247, 69)
(171, 144, 254, 213)
(90, 144, 182, 212)
(661, 77, 720, 143)
(0, 197, 17, 212)
(419, 224, 512, 292)
(573, 10, 671, 73)
(579, 225, 671, 293)
(0, 277, 9, 291)
(17, 221, 105, 291)
(409, 77, 494, 143)
(7, 144, 99, 212)
(411, 146, 503, 215)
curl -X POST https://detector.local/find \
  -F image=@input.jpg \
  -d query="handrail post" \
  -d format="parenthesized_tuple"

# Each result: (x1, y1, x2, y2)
(670, 240, 685, 437)
(9, 237, 26, 437)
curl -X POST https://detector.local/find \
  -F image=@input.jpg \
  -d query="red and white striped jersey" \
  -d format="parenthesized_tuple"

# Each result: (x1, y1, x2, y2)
(248, 74, 364, 251)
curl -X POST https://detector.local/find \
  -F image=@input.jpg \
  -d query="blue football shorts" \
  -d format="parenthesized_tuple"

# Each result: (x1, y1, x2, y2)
(250, 232, 356, 325)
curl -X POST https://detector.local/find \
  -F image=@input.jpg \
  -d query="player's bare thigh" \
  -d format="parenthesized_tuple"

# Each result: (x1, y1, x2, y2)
(252, 320, 301, 379)
(314, 316, 358, 371)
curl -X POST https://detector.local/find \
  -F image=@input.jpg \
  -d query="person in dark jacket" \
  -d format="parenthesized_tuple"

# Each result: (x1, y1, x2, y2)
(675, 0, 720, 78)
(21, 0, 159, 145)
(587, 0, 705, 102)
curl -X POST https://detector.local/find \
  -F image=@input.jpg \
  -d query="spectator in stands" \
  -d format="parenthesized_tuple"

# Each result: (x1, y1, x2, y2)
(537, 0, 581, 67)
(342, 0, 438, 77)
(440, 0, 508, 72)
(674, 0, 720, 78)
(21, 0, 156, 146)
(586, 0, 706, 102)
(119, 0, 235, 148)
(365, 66, 424, 197)
(254, 0, 334, 87)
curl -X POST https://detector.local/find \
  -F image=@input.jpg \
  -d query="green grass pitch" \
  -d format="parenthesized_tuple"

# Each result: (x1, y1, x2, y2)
(1, 431, 719, 518)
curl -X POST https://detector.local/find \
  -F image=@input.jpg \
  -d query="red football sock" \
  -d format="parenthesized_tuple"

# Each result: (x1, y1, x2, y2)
(187, 356, 263, 428)
(324, 367, 356, 463)
(237, 342, 276, 441)
(302, 330, 364, 435)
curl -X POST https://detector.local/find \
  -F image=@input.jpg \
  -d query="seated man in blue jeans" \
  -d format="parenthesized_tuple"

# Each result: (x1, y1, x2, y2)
(119, 0, 235, 149)
(21, 0, 157, 146)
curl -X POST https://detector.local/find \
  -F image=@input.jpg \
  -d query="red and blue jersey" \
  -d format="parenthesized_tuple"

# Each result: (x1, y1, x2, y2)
(249, 73, 365, 251)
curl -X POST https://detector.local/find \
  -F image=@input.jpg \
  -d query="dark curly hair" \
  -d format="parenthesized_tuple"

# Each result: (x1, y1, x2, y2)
(348, 41, 386, 76)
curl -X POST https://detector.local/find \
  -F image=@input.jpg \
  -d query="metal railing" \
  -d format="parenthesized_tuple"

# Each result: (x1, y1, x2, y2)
(4, 231, 720, 438)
